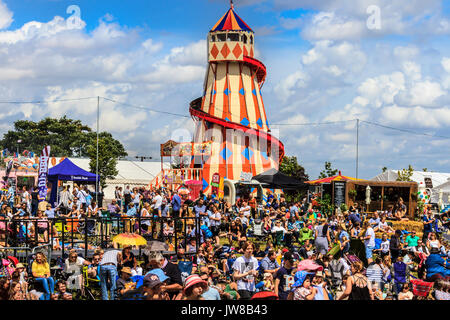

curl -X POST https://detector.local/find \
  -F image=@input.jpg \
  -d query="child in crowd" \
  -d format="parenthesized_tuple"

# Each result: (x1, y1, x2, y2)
(288, 271, 317, 300)
(262, 272, 275, 292)
(398, 283, 413, 300)
(378, 233, 391, 258)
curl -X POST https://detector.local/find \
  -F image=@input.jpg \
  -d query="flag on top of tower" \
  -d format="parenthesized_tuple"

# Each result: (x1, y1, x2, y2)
(210, 1, 253, 32)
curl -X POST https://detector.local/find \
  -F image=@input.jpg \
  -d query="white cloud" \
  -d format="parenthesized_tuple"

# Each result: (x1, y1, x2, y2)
(357, 72, 406, 108)
(407, 80, 445, 107)
(296, 134, 319, 146)
(442, 57, 450, 73)
(277, 0, 450, 40)
(0, 0, 13, 29)
(302, 12, 367, 41)
(381, 105, 450, 128)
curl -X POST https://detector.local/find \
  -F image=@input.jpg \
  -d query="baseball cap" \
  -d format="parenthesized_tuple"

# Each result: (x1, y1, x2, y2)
(143, 273, 162, 288)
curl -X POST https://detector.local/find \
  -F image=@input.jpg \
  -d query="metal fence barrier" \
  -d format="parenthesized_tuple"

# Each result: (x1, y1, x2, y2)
(0, 213, 202, 260)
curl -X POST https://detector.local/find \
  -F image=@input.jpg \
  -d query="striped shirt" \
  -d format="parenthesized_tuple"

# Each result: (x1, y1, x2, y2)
(366, 264, 383, 284)
(100, 250, 121, 266)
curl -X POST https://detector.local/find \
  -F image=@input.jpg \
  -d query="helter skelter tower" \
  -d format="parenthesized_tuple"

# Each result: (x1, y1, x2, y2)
(188, 2, 285, 193)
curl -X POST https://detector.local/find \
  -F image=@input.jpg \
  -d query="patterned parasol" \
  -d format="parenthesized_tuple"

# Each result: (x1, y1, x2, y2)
(112, 233, 147, 247)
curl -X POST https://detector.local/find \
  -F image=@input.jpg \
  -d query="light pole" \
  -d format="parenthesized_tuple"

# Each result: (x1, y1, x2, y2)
(96, 96, 99, 204)
(356, 119, 359, 179)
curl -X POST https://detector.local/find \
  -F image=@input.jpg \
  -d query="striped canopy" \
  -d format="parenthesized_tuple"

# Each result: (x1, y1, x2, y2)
(306, 171, 366, 185)
(211, 8, 253, 32)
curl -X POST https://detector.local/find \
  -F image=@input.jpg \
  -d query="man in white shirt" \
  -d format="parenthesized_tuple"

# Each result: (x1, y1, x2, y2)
(362, 222, 376, 265)
(208, 205, 221, 245)
(152, 191, 163, 217)
(239, 201, 252, 218)
(232, 241, 259, 300)
(77, 186, 88, 210)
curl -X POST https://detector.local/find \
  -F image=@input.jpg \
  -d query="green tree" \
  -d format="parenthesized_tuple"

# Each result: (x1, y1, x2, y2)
(397, 165, 414, 181)
(318, 161, 338, 179)
(422, 168, 428, 172)
(279, 156, 309, 202)
(87, 132, 127, 189)
(0, 116, 93, 156)
(382, 167, 388, 173)
(1, 117, 127, 188)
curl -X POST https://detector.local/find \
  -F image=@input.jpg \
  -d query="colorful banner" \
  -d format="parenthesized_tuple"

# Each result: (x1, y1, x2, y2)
(38, 146, 51, 202)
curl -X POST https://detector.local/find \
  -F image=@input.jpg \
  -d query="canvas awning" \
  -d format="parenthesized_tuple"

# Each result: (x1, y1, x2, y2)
(306, 171, 366, 185)
(252, 168, 307, 190)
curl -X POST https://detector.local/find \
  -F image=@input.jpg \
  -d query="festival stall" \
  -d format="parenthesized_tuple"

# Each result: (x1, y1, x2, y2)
(306, 172, 366, 210)
(47, 158, 99, 206)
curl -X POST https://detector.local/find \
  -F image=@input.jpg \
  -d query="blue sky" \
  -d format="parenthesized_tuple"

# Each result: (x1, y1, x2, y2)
(0, 0, 449, 179)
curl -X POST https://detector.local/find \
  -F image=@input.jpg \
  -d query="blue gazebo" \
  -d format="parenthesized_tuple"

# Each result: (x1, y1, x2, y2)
(48, 158, 100, 206)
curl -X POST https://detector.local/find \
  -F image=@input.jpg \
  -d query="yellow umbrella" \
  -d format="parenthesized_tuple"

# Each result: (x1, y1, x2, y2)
(112, 233, 147, 247)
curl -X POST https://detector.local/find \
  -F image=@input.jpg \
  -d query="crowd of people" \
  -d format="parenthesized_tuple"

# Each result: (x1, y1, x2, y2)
(0, 182, 449, 301)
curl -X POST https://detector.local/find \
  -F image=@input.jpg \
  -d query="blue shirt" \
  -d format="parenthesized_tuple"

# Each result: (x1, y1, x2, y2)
(202, 286, 221, 300)
(339, 231, 350, 242)
(171, 194, 181, 211)
(127, 206, 137, 217)
(45, 209, 55, 218)
(423, 216, 433, 233)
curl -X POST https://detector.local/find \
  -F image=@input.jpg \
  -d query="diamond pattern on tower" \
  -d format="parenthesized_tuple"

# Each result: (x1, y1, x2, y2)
(202, 178, 209, 191)
(240, 117, 250, 126)
(225, 117, 230, 122)
(243, 46, 248, 56)
(211, 44, 219, 59)
(252, 89, 257, 96)
(256, 118, 263, 128)
(221, 44, 230, 58)
(239, 88, 245, 95)
(242, 147, 254, 161)
(220, 147, 233, 161)
(224, 88, 230, 96)
(250, 47, 254, 57)
(233, 43, 242, 59)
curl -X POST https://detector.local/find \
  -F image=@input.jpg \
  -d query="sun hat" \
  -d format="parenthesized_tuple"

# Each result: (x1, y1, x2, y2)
(145, 268, 169, 283)
(292, 271, 308, 288)
(143, 273, 162, 289)
(121, 267, 132, 275)
(15, 263, 25, 269)
(183, 274, 208, 294)
(315, 270, 324, 278)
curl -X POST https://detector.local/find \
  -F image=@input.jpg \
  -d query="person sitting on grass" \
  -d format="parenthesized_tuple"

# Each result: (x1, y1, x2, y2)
(53, 280, 73, 300)
(288, 271, 316, 300)
(182, 274, 208, 300)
